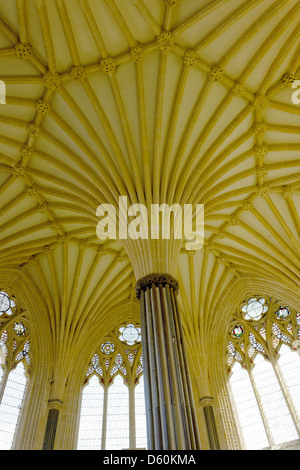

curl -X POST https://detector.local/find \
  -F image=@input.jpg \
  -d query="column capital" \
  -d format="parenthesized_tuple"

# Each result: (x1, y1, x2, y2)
(47, 399, 63, 410)
(199, 396, 214, 407)
(136, 273, 179, 299)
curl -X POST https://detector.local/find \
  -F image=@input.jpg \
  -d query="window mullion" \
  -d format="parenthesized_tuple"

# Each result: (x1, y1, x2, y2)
(248, 367, 274, 448)
(101, 385, 108, 450)
(0, 366, 9, 406)
(271, 356, 300, 438)
(129, 381, 136, 449)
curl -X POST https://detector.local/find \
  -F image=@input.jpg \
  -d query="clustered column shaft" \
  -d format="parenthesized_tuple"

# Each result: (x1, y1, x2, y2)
(136, 274, 201, 450)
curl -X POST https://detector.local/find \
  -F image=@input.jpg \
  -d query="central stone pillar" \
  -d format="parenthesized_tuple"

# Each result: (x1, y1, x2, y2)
(42, 399, 63, 450)
(136, 273, 200, 450)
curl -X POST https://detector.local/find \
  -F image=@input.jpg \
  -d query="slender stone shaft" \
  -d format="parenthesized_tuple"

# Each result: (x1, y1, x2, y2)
(42, 399, 63, 450)
(136, 274, 200, 450)
(199, 397, 220, 450)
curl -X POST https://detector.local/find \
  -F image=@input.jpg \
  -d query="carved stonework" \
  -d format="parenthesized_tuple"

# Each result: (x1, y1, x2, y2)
(97, 246, 108, 256)
(254, 144, 268, 159)
(230, 216, 239, 226)
(136, 273, 179, 299)
(281, 72, 296, 88)
(15, 42, 32, 59)
(282, 186, 294, 199)
(183, 49, 198, 67)
(43, 71, 61, 90)
(116, 252, 127, 262)
(100, 57, 115, 74)
(157, 31, 174, 51)
(257, 184, 270, 197)
(27, 122, 40, 136)
(47, 399, 63, 410)
(217, 253, 226, 264)
(231, 83, 245, 97)
(164, 0, 178, 6)
(199, 396, 214, 407)
(35, 99, 50, 115)
(217, 230, 226, 239)
(43, 245, 52, 255)
(71, 65, 86, 81)
(253, 94, 269, 110)
(243, 200, 253, 211)
(48, 220, 60, 232)
(57, 235, 68, 246)
(209, 65, 223, 83)
(20, 145, 33, 159)
(27, 184, 38, 197)
(37, 202, 49, 213)
(252, 121, 267, 136)
(11, 163, 26, 178)
(256, 166, 268, 177)
(130, 45, 144, 63)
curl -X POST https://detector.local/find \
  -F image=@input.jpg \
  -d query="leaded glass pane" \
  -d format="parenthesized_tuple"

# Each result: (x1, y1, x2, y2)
(242, 297, 268, 321)
(0, 292, 11, 313)
(252, 354, 298, 445)
(77, 375, 104, 450)
(0, 363, 27, 450)
(106, 375, 129, 450)
(135, 376, 147, 449)
(278, 345, 300, 422)
(229, 362, 269, 450)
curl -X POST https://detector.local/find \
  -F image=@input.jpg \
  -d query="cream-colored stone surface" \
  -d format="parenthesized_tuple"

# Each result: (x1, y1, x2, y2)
(0, 0, 300, 449)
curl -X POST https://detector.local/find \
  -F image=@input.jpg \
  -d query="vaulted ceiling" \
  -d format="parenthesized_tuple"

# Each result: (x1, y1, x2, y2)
(0, 0, 300, 384)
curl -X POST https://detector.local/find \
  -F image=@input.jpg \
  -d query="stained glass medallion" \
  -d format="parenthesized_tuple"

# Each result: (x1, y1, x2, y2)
(275, 306, 291, 320)
(13, 322, 26, 336)
(0, 291, 11, 313)
(242, 297, 268, 321)
(101, 341, 115, 355)
(0, 291, 15, 316)
(119, 324, 141, 346)
(232, 325, 244, 338)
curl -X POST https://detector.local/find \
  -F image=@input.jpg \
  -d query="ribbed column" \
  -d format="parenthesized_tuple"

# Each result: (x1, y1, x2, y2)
(136, 274, 200, 450)
(42, 399, 63, 450)
(199, 397, 220, 450)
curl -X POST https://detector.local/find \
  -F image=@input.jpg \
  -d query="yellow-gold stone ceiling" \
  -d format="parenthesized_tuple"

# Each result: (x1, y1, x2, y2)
(0, 0, 300, 362)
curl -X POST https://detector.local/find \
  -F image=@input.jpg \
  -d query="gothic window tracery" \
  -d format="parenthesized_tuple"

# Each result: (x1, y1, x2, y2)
(77, 322, 146, 450)
(0, 290, 31, 450)
(226, 295, 300, 450)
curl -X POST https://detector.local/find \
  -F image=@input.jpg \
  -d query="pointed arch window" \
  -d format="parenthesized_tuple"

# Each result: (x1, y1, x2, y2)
(226, 295, 300, 449)
(77, 322, 146, 450)
(0, 290, 31, 450)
